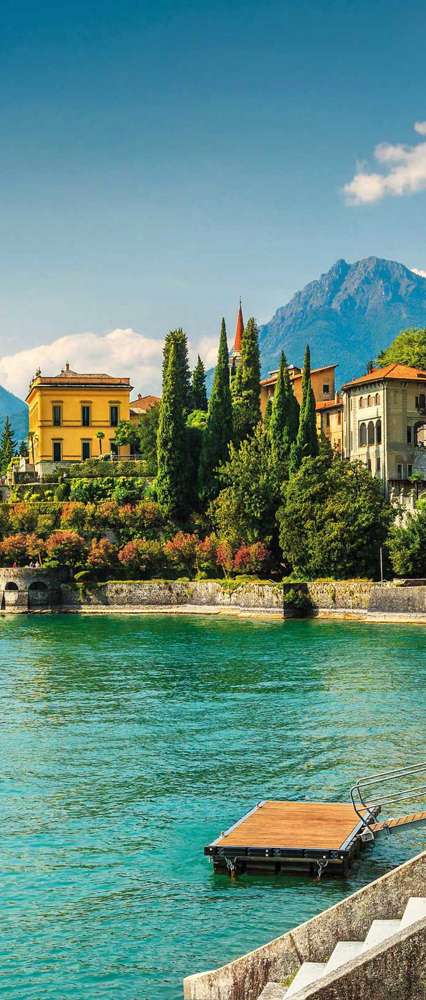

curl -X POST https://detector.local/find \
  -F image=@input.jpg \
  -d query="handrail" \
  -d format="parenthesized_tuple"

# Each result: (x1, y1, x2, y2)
(350, 761, 426, 828)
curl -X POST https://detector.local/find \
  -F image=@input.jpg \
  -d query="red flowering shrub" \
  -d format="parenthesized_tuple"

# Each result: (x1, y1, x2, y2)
(163, 532, 199, 575)
(0, 533, 45, 566)
(196, 534, 218, 575)
(233, 542, 271, 576)
(215, 539, 234, 577)
(118, 539, 164, 578)
(45, 530, 86, 568)
(86, 538, 117, 577)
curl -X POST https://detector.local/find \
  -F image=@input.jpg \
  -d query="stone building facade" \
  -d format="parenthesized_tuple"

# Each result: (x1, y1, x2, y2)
(342, 363, 426, 493)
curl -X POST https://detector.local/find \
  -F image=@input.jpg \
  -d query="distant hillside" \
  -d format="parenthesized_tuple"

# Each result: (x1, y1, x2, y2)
(0, 386, 28, 444)
(259, 257, 426, 387)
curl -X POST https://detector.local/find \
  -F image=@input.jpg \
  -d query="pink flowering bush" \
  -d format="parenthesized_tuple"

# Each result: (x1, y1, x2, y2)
(118, 539, 164, 578)
(233, 542, 271, 576)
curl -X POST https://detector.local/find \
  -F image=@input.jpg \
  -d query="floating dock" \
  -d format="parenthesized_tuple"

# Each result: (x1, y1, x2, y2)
(205, 799, 378, 876)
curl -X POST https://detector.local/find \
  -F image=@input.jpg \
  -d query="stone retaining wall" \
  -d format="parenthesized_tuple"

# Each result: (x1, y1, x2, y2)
(61, 580, 284, 613)
(183, 850, 426, 1000)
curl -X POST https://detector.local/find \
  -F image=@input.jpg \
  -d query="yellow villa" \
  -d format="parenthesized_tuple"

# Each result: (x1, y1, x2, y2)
(26, 363, 133, 478)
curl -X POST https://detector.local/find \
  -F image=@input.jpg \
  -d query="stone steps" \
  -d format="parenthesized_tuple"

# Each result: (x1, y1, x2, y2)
(278, 895, 426, 997)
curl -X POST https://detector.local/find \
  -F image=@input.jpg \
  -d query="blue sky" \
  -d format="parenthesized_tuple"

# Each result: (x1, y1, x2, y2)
(1, 0, 426, 396)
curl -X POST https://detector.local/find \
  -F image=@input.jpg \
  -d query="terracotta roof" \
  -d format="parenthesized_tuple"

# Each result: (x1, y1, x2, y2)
(130, 394, 161, 410)
(343, 363, 426, 389)
(233, 301, 244, 353)
(260, 363, 337, 387)
(316, 398, 343, 411)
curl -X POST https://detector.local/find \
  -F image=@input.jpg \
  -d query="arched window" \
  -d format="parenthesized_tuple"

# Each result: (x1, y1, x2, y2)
(375, 419, 382, 445)
(368, 421, 375, 445)
(359, 396, 364, 408)
(367, 394, 372, 407)
(375, 392, 380, 405)
(359, 422, 367, 446)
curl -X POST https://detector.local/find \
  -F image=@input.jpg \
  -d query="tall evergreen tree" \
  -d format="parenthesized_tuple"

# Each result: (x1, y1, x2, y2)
(191, 355, 208, 411)
(269, 351, 299, 472)
(162, 328, 192, 414)
(198, 319, 233, 501)
(289, 344, 318, 473)
(232, 316, 261, 444)
(0, 416, 16, 473)
(156, 340, 190, 516)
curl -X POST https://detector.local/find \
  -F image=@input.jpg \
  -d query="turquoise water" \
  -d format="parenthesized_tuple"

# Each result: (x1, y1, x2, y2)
(1, 614, 425, 999)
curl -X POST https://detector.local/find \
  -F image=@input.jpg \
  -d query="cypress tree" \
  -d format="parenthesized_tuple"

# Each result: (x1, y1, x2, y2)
(0, 416, 16, 473)
(232, 316, 261, 444)
(269, 351, 299, 471)
(156, 340, 190, 516)
(191, 355, 208, 411)
(199, 318, 233, 501)
(162, 328, 192, 414)
(289, 344, 318, 473)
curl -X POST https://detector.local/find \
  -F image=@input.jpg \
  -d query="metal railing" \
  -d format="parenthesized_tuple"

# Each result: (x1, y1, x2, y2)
(350, 761, 426, 828)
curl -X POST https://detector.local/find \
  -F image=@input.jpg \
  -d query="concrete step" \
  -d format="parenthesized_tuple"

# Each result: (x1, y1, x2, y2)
(285, 962, 326, 996)
(363, 919, 401, 949)
(400, 896, 426, 928)
(324, 940, 364, 972)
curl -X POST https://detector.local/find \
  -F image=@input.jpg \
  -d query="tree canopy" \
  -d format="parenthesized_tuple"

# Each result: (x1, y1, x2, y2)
(278, 452, 394, 579)
(231, 317, 261, 444)
(198, 319, 233, 502)
(289, 344, 318, 473)
(0, 417, 16, 474)
(377, 327, 426, 370)
(156, 339, 190, 516)
(191, 355, 208, 411)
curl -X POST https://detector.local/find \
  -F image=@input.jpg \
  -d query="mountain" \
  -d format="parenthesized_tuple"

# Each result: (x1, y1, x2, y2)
(0, 386, 28, 444)
(258, 257, 426, 387)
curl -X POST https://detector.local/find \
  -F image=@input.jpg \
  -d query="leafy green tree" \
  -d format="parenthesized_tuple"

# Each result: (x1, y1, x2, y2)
(0, 417, 16, 473)
(198, 319, 233, 502)
(112, 420, 140, 452)
(156, 339, 190, 517)
(19, 440, 29, 458)
(377, 328, 426, 370)
(289, 344, 318, 473)
(232, 317, 261, 444)
(191, 355, 208, 411)
(277, 453, 394, 579)
(137, 403, 160, 474)
(210, 424, 281, 547)
(269, 351, 299, 475)
(162, 328, 192, 413)
(388, 499, 426, 577)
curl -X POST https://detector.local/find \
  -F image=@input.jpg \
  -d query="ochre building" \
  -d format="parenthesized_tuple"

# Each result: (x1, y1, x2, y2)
(260, 362, 343, 452)
(26, 363, 133, 478)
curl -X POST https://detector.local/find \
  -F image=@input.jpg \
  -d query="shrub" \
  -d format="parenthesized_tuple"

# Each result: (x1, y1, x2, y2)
(8, 502, 38, 534)
(86, 538, 118, 578)
(118, 500, 167, 542)
(36, 511, 59, 537)
(196, 534, 218, 576)
(388, 502, 426, 577)
(60, 502, 88, 533)
(215, 539, 234, 577)
(45, 530, 86, 568)
(118, 539, 165, 578)
(0, 533, 45, 566)
(233, 542, 271, 576)
(163, 532, 199, 575)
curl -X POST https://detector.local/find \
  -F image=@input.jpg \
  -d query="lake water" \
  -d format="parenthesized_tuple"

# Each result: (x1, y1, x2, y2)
(1, 613, 425, 999)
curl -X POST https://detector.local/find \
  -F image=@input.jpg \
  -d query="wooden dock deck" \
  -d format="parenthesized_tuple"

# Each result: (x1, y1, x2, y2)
(205, 800, 374, 876)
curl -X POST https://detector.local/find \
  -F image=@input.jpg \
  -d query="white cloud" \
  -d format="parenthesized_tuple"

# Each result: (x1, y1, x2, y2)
(411, 267, 426, 279)
(0, 327, 219, 401)
(344, 122, 426, 204)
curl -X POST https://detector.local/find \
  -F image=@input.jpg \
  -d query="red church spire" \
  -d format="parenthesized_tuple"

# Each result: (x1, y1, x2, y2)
(233, 299, 244, 353)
